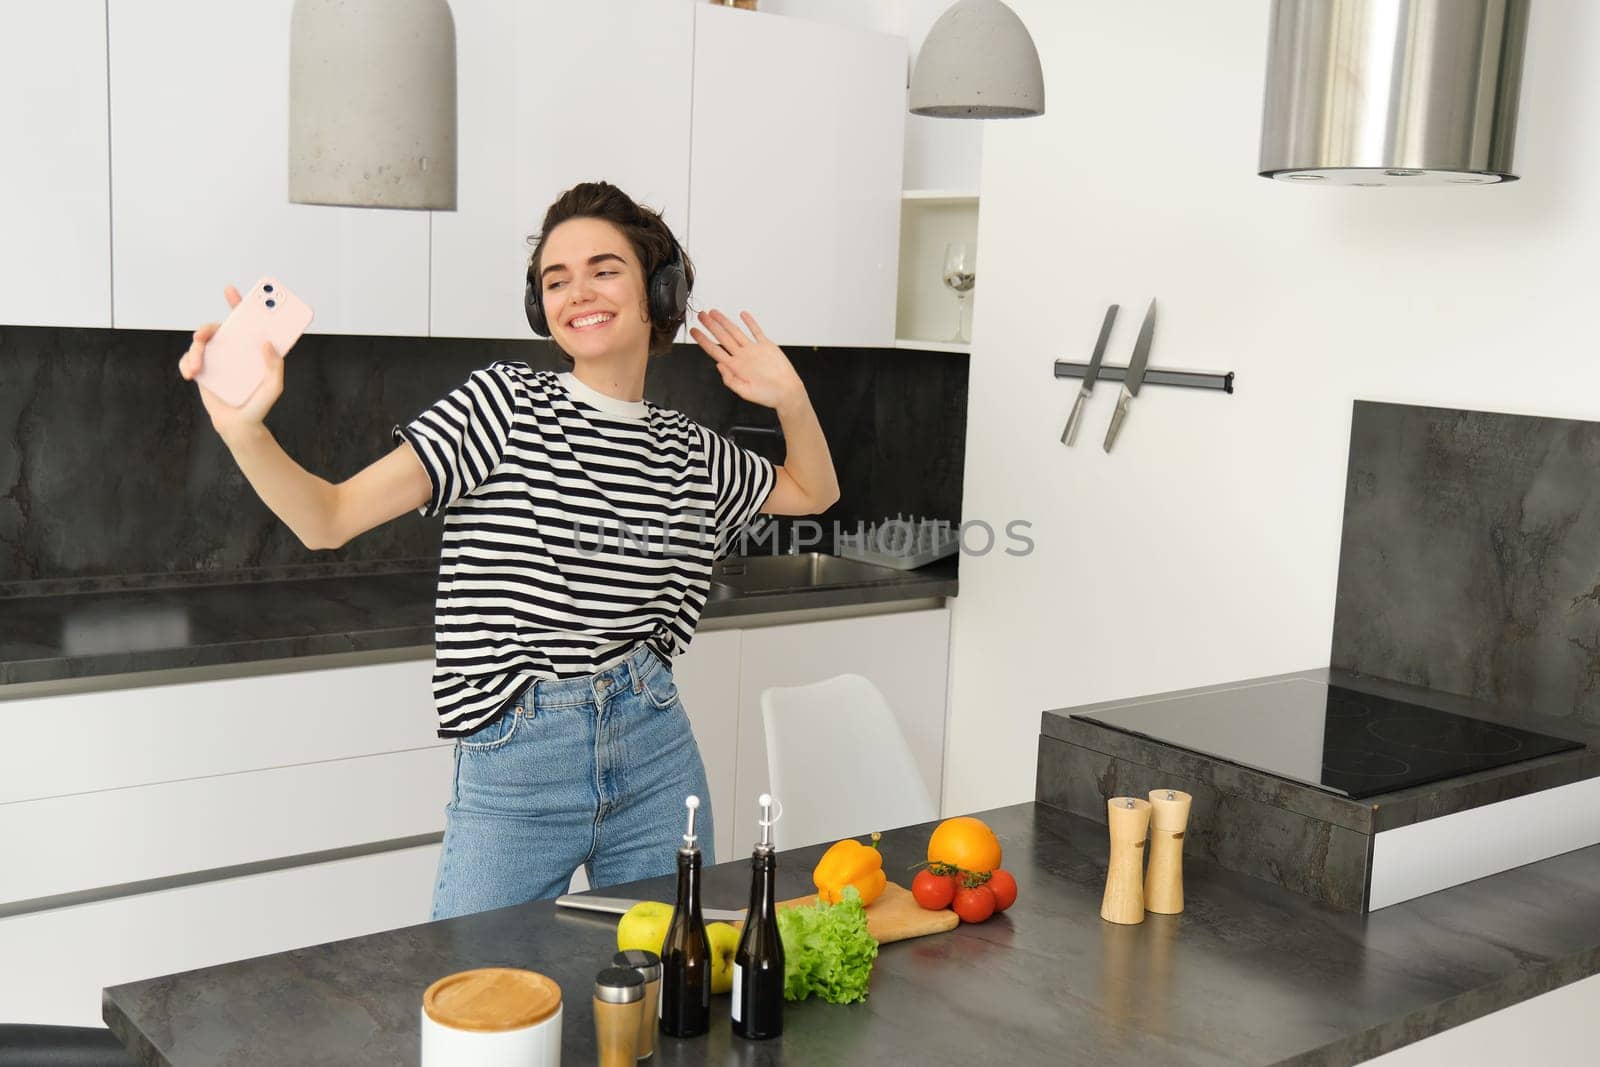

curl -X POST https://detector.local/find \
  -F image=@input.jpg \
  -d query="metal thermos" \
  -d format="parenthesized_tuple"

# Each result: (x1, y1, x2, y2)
(593, 967, 644, 1067)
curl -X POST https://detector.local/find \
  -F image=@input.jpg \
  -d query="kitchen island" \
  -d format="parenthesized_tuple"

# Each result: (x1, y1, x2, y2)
(103, 800, 1600, 1066)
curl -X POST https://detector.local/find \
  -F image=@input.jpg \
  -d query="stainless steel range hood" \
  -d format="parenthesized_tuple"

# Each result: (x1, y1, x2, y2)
(1259, 0, 1531, 186)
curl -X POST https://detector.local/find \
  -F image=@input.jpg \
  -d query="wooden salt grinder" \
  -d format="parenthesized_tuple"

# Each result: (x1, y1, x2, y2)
(1144, 789, 1192, 915)
(1100, 797, 1151, 925)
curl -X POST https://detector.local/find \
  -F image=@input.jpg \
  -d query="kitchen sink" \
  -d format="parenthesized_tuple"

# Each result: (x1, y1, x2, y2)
(709, 552, 904, 595)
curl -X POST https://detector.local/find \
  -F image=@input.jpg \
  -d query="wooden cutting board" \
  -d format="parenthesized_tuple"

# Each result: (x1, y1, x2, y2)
(734, 881, 960, 944)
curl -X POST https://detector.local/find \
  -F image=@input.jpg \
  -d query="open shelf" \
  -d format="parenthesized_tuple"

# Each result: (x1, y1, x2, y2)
(896, 192, 980, 349)
(901, 188, 980, 204)
(894, 338, 971, 353)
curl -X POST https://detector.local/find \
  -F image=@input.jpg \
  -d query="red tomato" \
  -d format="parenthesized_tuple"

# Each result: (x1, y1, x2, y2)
(986, 869, 1018, 912)
(911, 869, 957, 910)
(952, 884, 996, 924)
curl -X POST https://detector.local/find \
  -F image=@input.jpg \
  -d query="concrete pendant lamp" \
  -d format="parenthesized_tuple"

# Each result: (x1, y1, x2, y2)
(289, 0, 458, 210)
(909, 0, 1044, 118)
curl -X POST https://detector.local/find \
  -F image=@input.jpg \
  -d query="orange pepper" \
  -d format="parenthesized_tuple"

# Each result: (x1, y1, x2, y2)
(811, 833, 887, 907)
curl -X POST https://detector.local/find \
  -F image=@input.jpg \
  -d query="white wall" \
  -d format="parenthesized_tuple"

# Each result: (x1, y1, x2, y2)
(944, 0, 1600, 814)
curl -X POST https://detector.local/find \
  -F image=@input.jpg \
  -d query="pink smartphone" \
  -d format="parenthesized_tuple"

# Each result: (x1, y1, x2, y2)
(196, 277, 314, 407)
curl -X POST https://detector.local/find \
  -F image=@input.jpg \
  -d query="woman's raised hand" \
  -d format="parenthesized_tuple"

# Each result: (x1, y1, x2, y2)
(690, 309, 806, 414)
(177, 285, 286, 442)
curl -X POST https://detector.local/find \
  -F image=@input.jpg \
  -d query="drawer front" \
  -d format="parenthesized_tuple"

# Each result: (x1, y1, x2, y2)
(1, 746, 454, 907)
(0, 843, 440, 1027)
(0, 657, 443, 805)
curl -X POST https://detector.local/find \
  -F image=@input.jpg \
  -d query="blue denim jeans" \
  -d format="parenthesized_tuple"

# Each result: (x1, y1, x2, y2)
(429, 643, 716, 920)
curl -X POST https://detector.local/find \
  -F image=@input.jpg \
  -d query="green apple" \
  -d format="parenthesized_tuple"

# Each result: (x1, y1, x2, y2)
(616, 901, 673, 954)
(706, 921, 740, 995)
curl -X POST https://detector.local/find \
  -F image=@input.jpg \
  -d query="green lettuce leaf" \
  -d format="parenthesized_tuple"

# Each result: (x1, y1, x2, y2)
(775, 885, 880, 1004)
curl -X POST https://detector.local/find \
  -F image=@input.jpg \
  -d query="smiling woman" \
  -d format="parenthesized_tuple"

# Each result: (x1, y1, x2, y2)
(523, 183, 690, 360)
(178, 178, 840, 921)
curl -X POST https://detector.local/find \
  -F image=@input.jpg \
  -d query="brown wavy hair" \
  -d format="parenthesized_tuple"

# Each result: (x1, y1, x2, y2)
(527, 181, 695, 359)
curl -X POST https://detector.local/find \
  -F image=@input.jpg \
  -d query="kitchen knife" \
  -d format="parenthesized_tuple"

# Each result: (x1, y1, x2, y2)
(1103, 298, 1156, 453)
(1060, 304, 1118, 446)
(556, 894, 748, 923)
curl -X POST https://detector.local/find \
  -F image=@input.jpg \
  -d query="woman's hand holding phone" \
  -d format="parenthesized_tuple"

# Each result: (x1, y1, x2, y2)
(178, 284, 289, 443)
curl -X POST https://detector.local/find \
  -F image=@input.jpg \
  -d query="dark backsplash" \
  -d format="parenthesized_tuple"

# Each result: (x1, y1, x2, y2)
(1331, 400, 1600, 731)
(0, 325, 966, 597)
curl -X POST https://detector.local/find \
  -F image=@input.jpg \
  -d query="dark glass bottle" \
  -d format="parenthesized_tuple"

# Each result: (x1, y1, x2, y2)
(733, 794, 785, 1040)
(659, 795, 711, 1039)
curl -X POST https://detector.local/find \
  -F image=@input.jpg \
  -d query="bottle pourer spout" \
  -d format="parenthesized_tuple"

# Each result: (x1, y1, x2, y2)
(757, 793, 781, 849)
(682, 795, 700, 850)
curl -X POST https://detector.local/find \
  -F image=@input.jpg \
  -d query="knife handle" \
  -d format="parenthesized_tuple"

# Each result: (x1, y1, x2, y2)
(1103, 389, 1132, 453)
(1060, 390, 1089, 446)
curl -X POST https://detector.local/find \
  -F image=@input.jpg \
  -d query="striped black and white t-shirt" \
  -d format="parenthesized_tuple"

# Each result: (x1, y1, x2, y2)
(394, 363, 776, 738)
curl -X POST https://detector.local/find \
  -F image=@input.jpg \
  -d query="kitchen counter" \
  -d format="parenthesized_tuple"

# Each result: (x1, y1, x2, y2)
(103, 800, 1600, 1066)
(0, 558, 957, 690)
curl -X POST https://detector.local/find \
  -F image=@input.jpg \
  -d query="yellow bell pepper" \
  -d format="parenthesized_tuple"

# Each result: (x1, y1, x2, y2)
(812, 833, 886, 907)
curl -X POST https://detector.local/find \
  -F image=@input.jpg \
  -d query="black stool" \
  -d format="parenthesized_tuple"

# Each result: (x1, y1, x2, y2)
(0, 1025, 136, 1066)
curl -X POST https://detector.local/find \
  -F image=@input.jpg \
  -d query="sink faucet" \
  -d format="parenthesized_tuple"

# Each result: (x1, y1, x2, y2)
(729, 425, 790, 553)
(728, 423, 784, 447)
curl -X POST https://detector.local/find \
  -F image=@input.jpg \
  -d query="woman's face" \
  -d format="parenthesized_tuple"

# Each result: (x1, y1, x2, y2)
(537, 217, 653, 363)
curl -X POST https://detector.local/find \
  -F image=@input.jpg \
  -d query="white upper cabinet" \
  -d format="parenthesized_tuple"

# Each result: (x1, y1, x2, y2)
(107, 0, 429, 335)
(26, 1, 907, 339)
(687, 6, 906, 349)
(0, 1, 111, 328)
(429, 0, 695, 340)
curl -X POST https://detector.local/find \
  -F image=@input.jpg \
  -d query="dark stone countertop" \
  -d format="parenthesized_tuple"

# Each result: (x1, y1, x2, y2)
(0, 559, 958, 689)
(104, 801, 1600, 1067)
(1045, 666, 1600, 834)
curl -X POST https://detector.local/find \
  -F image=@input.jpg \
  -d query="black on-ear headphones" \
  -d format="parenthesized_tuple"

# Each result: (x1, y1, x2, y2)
(525, 229, 688, 338)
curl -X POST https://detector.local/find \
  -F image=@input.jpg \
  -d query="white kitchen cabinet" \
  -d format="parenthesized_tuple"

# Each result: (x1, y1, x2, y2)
(687, 5, 907, 349)
(429, 0, 694, 340)
(673, 629, 743, 862)
(0, 656, 449, 907)
(107, 0, 429, 334)
(1363, 972, 1600, 1065)
(732, 607, 951, 850)
(0, 658, 440, 806)
(0, 842, 440, 1027)
(0, 746, 452, 907)
(0, 0, 110, 327)
(0, 654, 447, 1025)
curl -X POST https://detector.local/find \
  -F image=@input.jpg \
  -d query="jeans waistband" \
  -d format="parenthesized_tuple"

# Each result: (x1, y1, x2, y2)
(527, 644, 664, 708)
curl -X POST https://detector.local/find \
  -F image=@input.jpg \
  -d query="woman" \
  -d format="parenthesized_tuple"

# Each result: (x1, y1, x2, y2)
(177, 181, 840, 919)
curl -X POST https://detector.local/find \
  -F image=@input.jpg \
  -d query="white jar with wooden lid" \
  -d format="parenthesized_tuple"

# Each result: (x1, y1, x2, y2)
(421, 967, 563, 1066)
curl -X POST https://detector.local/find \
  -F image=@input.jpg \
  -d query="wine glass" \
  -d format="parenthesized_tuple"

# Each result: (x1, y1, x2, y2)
(942, 242, 975, 343)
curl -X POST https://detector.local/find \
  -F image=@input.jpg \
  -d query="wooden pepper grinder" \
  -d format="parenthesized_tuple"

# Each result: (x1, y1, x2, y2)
(1100, 796, 1151, 925)
(1144, 789, 1192, 915)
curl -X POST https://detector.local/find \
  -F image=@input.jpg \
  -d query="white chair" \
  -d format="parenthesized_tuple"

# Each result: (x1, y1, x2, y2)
(760, 673, 937, 850)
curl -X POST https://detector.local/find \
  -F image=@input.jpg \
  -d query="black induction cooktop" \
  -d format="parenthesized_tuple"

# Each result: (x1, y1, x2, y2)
(1074, 678, 1583, 799)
